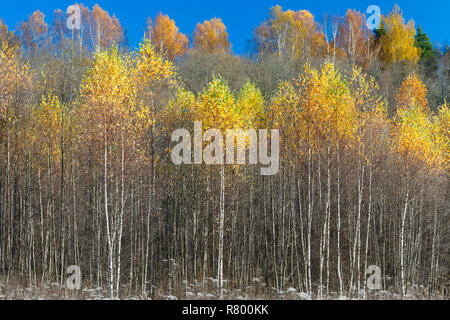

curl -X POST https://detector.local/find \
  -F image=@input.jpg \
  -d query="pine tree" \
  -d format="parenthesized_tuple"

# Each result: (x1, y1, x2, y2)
(415, 25, 437, 72)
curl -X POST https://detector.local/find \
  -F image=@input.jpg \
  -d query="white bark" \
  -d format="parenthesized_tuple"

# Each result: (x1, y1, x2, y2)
(217, 164, 225, 298)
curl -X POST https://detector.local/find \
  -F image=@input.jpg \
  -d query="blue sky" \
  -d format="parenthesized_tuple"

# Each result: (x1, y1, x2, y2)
(0, 0, 448, 54)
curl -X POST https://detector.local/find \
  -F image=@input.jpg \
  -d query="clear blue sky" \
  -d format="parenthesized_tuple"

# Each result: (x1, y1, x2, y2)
(0, 0, 448, 54)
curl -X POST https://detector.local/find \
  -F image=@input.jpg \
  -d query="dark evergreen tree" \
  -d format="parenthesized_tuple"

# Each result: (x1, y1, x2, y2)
(415, 25, 437, 74)
(415, 25, 434, 58)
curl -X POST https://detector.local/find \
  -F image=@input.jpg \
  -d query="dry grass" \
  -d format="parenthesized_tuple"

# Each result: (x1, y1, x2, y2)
(0, 276, 446, 300)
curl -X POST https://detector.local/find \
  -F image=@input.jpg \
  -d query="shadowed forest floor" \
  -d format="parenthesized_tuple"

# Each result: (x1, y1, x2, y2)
(0, 279, 447, 300)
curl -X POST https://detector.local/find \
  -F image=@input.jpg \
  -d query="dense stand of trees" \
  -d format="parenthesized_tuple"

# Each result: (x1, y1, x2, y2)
(0, 4, 448, 299)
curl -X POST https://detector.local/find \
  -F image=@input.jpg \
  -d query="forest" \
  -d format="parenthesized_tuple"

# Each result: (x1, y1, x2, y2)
(0, 3, 448, 300)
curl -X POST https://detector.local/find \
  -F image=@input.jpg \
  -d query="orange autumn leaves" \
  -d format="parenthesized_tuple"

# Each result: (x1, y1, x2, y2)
(75, 38, 178, 167)
(252, 5, 421, 65)
(22, 28, 446, 176)
(271, 62, 363, 157)
(269, 61, 447, 173)
(31, 94, 70, 164)
(393, 73, 448, 169)
(0, 41, 31, 124)
(147, 13, 189, 60)
(79, 38, 177, 126)
(254, 5, 326, 60)
(13, 3, 441, 175)
(8, 4, 424, 66)
(165, 59, 446, 174)
(193, 77, 264, 132)
(79, 47, 133, 136)
(147, 14, 231, 59)
(18, 4, 124, 52)
(193, 18, 231, 54)
(378, 5, 420, 64)
(397, 72, 428, 112)
(1, 33, 445, 181)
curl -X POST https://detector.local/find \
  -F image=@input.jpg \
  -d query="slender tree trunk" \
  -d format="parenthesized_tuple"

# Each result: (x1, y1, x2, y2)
(104, 125, 114, 298)
(336, 141, 343, 297)
(400, 183, 409, 297)
(306, 128, 313, 294)
(364, 162, 373, 297)
(217, 164, 225, 298)
(116, 128, 125, 298)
